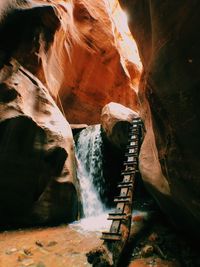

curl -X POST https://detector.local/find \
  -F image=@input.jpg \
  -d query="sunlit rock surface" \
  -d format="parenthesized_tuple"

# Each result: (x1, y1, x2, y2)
(0, 0, 140, 125)
(0, 60, 78, 226)
(57, 0, 141, 124)
(59, 0, 140, 124)
(119, 0, 200, 235)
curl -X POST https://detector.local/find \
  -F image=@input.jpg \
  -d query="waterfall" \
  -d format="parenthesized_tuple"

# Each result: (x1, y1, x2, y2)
(75, 124, 105, 218)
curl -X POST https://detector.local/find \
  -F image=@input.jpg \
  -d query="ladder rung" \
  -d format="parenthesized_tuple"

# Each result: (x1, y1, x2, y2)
(124, 157, 137, 163)
(129, 131, 137, 134)
(127, 144, 139, 149)
(115, 195, 130, 199)
(126, 145, 139, 149)
(126, 149, 138, 153)
(114, 197, 131, 203)
(129, 138, 138, 141)
(130, 125, 139, 128)
(119, 179, 133, 184)
(132, 118, 141, 121)
(108, 214, 127, 220)
(128, 136, 139, 140)
(128, 132, 138, 137)
(130, 129, 139, 132)
(124, 169, 139, 175)
(118, 183, 133, 188)
(114, 199, 131, 203)
(123, 161, 137, 165)
(124, 159, 137, 163)
(129, 136, 139, 139)
(129, 134, 139, 137)
(129, 136, 138, 140)
(129, 134, 138, 138)
(129, 135, 139, 139)
(101, 232, 121, 241)
(126, 156, 136, 161)
(124, 169, 139, 173)
(108, 212, 126, 216)
(128, 144, 138, 148)
(126, 157, 135, 163)
(121, 170, 136, 175)
(121, 179, 131, 183)
(131, 117, 141, 124)
(122, 174, 132, 180)
(128, 148, 137, 153)
(127, 141, 139, 145)
(125, 153, 138, 157)
(128, 141, 139, 146)
(129, 127, 139, 130)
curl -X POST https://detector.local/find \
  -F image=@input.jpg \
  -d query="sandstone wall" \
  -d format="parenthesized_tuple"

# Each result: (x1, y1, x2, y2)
(119, 0, 200, 235)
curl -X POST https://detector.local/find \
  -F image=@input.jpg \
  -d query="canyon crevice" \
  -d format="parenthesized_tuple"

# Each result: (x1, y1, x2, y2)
(0, 0, 199, 242)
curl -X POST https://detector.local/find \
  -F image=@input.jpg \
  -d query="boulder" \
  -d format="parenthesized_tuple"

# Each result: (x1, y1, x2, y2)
(119, 0, 200, 236)
(101, 102, 139, 150)
(0, 60, 78, 226)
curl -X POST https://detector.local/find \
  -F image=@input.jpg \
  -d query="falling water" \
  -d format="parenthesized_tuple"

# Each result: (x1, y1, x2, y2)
(75, 124, 105, 218)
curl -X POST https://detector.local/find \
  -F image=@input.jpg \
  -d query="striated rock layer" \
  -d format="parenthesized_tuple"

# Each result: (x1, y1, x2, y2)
(119, 0, 200, 235)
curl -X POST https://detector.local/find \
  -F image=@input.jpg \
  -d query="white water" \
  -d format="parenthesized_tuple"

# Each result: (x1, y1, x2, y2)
(75, 124, 105, 218)
(71, 212, 112, 233)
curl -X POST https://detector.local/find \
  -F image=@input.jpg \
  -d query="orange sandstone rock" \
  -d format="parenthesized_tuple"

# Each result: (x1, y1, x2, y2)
(0, 0, 140, 124)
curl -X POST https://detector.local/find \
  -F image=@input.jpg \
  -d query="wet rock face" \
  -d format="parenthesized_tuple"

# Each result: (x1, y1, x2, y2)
(119, 0, 200, 234)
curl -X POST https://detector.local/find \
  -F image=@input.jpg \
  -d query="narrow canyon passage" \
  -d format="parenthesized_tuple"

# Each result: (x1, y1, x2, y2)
(0, 0, 200, 267)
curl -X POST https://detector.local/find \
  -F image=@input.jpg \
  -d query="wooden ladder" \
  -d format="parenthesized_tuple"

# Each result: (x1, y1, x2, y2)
(101, 117, 143, 263)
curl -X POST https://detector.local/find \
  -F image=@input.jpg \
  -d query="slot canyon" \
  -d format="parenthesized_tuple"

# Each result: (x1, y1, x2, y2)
(0, 0, 200, 267)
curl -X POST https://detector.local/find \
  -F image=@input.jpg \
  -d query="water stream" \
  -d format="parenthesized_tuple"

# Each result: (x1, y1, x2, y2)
(75, 124, 106, 215)
(73, 124, 112, 232)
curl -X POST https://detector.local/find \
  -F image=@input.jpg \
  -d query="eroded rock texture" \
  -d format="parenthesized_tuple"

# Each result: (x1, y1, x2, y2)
(0, 63, 78, 224)
(119, 0, 200, 235)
